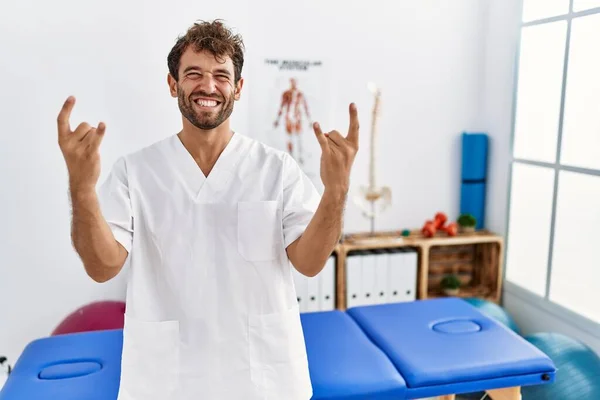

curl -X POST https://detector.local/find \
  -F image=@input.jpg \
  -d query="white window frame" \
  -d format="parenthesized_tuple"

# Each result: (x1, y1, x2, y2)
(504, 0, 600, 337)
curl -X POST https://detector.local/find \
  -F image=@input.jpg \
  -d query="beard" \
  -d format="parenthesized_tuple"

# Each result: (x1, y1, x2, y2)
(177, 86, 234, 130)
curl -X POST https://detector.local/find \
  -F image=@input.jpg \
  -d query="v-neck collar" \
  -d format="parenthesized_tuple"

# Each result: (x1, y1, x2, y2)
(168, 131, 245, 202)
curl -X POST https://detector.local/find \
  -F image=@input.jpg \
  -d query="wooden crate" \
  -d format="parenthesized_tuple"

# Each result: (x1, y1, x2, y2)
(427, 241, 502, 300)
(333, 230, 504, 309)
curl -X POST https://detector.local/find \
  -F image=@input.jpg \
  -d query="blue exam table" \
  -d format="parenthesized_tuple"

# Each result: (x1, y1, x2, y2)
(0, 298, 556, 399)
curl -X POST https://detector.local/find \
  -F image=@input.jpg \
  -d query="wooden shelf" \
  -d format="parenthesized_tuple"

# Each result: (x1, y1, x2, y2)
(333, 230, 504, 310)
(341, 229, 500, 248)
(427, 285, 497, 301)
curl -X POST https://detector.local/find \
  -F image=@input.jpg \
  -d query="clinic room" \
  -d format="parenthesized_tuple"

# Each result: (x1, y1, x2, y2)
(1, 0, 599, 399)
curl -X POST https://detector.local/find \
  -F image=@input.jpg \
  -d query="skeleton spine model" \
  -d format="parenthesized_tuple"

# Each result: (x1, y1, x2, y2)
(353, 83, 392, 233)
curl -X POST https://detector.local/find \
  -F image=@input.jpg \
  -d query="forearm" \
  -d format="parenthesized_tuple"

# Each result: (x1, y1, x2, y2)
(291, 188, 346, 277)
(70, 187, 127, 282)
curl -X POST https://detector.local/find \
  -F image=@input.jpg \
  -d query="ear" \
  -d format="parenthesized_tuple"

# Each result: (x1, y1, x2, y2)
(167, 73, 178, 98)
(233, 77, 244, 101)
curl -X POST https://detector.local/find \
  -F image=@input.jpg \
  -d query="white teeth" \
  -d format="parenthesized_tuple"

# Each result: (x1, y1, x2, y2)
(195, 99, 218, 107)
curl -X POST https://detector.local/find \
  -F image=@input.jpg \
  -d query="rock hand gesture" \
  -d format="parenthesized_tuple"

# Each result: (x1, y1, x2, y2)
(57, 96, 106, 194)
(313, 103, 359, 195)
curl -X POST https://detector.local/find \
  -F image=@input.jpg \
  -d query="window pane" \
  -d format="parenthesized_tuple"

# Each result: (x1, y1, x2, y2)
(513, 22, 567, 163)
(506, 163, 555, 296)
(549, 171, 600, 323)
(522, 0, 569, 22)
(560, 14, 600, 171)
(573, 0, 600, 11)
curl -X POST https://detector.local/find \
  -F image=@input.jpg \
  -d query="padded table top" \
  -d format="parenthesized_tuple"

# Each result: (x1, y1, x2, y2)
(0, 329, 123, 400)
(301, 310, 407, 399)
(2, 300, 557, 400)
(347, 298, 556, 397)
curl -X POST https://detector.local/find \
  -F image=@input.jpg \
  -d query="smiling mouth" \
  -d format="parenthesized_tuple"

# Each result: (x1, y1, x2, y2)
(194, 98, 221, 108)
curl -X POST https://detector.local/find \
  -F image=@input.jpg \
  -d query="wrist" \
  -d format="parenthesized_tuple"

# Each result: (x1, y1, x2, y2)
(323, 186, 348, 202)
(69, 184, 96, 202)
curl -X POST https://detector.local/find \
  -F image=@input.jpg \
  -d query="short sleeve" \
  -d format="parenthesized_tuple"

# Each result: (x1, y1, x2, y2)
(97, 157, 134, 253)
(282, 153, 322, 248)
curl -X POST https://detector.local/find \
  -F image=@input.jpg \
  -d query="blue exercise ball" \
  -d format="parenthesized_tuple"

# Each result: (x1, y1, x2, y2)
(522, 332, 600, 400)
(462, 297, 520, 334)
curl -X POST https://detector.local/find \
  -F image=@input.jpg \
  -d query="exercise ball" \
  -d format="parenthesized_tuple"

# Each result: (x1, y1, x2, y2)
(51, 301, 126, 335)
(522, 332, 600, 400)
(463, 297, 520, 334)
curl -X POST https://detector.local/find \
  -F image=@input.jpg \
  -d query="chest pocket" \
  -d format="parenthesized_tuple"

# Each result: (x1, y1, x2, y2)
(237, 201, 282, 262)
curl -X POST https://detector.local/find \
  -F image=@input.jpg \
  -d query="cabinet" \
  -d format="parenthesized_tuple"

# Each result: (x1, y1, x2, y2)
(332, 230, 504, 310)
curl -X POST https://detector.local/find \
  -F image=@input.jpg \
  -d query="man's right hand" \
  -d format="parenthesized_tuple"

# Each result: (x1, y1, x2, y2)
(57, 96, 128, 282)
(57, 96, 106, 194)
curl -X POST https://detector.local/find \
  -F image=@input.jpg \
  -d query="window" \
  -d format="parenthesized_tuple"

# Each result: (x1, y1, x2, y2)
(573, 0, 600, 12)
(560, 13, 600, 170)
(506, 1, 600, 325)
(550, 171, 600, 323)
(506, 164, 555, 297)
(512, 21, 567, 163)
(521, 0, 569, 22)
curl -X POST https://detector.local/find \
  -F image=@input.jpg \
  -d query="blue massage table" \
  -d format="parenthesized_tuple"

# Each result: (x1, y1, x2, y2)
(0, 298, 556, 399)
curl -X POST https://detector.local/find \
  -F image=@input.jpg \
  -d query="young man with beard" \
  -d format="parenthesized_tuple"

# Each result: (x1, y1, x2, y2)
(57, 19, 359, 400)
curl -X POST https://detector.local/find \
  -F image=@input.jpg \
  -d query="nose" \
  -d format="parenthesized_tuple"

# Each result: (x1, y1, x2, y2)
(196, 73, 218, 94)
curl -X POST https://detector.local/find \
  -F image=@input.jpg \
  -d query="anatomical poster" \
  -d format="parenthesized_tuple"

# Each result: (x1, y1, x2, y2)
(249, 58, 332, 193)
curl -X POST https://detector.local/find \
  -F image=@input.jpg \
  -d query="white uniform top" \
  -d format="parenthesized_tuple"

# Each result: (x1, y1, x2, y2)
(97, 132, 320, 400)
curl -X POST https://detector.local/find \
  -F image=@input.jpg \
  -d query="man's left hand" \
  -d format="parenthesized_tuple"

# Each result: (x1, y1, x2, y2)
(313, 103, 359, 194)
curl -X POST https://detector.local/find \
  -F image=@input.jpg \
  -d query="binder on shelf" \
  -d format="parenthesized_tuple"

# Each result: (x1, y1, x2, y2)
(361, 250, 377, 306)
(293, 267, 308, 312)
(319, 255, 335, 311)
(346, 250, 364, 308)
(401, 248, 418, 302)
(373, 249, 389, 304)
(387, 248, 403, 303)
(387, 247, 418, 304)
(305, 272, 320, 312)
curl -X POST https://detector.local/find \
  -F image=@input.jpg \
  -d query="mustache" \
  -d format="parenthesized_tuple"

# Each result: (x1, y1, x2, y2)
(189, 92, 223, 102)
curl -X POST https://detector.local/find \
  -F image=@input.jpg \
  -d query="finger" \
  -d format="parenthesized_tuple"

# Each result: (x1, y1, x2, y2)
(347, 102, 359, 145)
(97, 121, 106, 137)
(82, 127, 97, 145)
(313, 122, 327, 149)
(73, 122, 92, 141)
(57, 96, 75, 137)
(327, 130, 345, 147)
(86, 123, 106, 151)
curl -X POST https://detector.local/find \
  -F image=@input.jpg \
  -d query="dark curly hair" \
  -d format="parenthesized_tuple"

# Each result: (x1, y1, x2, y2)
(167, 20, 245, 84)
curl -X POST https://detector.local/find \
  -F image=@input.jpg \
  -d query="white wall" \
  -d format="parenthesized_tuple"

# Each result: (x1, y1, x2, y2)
(0, 0, 490, 364)
(249, 0, 488, 234)
(477, 0, 522, 235)
(0, 0, 252, 365)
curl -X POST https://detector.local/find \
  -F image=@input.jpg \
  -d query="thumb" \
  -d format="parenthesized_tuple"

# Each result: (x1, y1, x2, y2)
(313, 122, 327, 149)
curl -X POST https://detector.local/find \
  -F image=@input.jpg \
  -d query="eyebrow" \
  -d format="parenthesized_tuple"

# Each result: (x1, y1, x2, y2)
(183, 66, 231, 76)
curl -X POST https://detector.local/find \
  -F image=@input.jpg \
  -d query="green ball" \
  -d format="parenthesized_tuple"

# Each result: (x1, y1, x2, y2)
(401, 229, 410, 237)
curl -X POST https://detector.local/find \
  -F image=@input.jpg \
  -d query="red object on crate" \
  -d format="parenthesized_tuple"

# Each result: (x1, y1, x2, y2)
(421, 212, 458, 237)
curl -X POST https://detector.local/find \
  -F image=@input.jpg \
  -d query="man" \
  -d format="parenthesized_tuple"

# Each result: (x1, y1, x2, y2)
(57, 20, 358, 400)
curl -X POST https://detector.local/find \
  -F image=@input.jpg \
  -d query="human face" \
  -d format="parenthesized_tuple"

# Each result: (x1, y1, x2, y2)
(169, 48, 243, 130)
